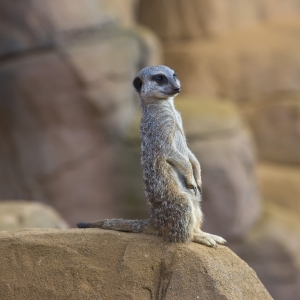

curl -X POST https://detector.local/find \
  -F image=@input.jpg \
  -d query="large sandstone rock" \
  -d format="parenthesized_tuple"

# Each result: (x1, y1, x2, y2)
(0, 29, 142, 225)
(0, 228, 272, 299)
(138, 0, 300, 41)
(245, 95, 300, 163)
(0, 201, 68, 230)
(257, 162, 300, 215)
(0, 1, 161, 226)
(232, 203, 300, 300)
(164, 18, 300, 101)
(121, 97, 261, 239)
(0, 0, 138, 57)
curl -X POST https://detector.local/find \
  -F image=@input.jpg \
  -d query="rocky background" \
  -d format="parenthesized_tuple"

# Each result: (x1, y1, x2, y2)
(0, 1, 299, 299)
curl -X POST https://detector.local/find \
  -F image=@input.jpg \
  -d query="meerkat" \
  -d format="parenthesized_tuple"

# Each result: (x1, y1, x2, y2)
(77, 65, 226, 247)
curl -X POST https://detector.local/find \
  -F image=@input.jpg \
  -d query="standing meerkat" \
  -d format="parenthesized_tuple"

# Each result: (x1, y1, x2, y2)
(78, 65, 226, 247)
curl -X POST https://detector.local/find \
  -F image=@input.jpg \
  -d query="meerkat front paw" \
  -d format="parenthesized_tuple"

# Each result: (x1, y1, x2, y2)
(193, 232, 227, 248)
(187, 182, 198, 195)
(196, 180, 202, 194)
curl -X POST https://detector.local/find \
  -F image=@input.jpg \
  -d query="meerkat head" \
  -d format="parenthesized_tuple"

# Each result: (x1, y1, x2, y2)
(133, 65, 181, 102)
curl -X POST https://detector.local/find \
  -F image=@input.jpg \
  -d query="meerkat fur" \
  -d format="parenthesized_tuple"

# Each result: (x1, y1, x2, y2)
(77, 65, 226, 248)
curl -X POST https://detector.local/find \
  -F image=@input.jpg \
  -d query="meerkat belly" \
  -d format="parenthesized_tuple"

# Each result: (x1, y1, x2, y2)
(172, 130, 202, 230)
(173, 130, 189, 157)
(169, 130, 193, 190)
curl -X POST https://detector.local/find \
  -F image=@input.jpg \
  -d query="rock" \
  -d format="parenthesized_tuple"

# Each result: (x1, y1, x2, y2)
(138, 0, 300, 41)
(257, 162, 300, 215)
(245, 95, 300, 163)
(121, 97, 261, 239)
(232, 203, 300, 300)
(0, 0, 138, 58)
(0, 228, 272, 299)
(0, 0, 162, 226)
(164, 18, 300, 101)
(131, 26, 163, 67)
(0, 201, 68, 230)
(0, 29, 142, 226)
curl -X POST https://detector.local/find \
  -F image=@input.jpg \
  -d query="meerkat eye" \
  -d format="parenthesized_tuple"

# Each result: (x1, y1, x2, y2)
(152, 74, 167, 84)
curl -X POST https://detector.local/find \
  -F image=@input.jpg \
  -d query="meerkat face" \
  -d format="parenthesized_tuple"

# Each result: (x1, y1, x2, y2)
(133, 65, 181, 101)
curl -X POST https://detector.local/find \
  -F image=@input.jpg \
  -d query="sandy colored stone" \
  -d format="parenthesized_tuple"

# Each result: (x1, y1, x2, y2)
(245, 96, 300, 163)
(164, 17, 300, 101)
(257, 162, 300, 215)
(0, 0, 137, 58)
(0, 228, 272, 299)
(0, 29, 143, 225)
(138, 0, 300, 41)
(33, 0, 138, 31)
(0, 50, 120, 225)
(232, 203, 300, 300)
(131, 26, 163, 67)
(0, 0, 161, 226)
(0, 201, 68, 230)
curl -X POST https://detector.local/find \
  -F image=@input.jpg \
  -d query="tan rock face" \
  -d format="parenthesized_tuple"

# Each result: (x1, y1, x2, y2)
(0, 1, 161, 226)
(0, 201, 68, 230)
(232, 203, 300, 300)
(257, 162, 300, 215)
(164, 18, 300, 100)
(245, 96, 300, 163)
(0, 0, 137, 57)
(163, 19, 300, 172)
(138, 0, 300, 41)
(0, 30, 142, 225)
(0, 228, 272, 299)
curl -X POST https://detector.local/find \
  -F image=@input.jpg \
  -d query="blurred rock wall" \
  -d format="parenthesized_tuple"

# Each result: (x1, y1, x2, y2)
(0, 0, 161, 226)
(138, 1, 300, 299)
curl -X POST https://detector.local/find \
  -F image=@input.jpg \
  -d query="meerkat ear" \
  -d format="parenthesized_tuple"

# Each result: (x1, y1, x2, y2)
(133, 76, 142, 92)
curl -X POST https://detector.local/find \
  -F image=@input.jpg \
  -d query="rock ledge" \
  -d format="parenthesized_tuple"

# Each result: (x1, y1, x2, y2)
(0, 229, 272, 299)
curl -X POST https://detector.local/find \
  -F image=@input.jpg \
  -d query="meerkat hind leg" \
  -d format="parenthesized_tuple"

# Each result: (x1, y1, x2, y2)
(193, 232, 227, 248)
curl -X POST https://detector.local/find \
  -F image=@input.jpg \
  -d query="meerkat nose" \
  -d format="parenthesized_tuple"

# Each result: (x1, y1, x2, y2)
(174, 87, 181, 93)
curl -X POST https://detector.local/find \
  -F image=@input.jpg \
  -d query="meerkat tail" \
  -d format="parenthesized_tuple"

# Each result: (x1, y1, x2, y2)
(77, 222, 93, 228)
(77, 218, 151, 233)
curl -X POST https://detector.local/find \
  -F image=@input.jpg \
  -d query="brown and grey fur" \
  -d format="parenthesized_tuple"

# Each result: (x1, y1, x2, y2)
(78, 65, 226, 247)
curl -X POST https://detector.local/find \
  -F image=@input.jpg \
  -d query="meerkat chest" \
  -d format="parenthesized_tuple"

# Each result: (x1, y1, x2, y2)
(172, 112, 188, 155)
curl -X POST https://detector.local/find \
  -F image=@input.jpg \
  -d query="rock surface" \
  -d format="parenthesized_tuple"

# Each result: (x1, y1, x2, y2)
(245, 95, 300, 163)
(0, 1, 160, 225)
(232, 203, 300, 300)
(163, 18, 300, 100)
(257, 162, 300, 217)
(0, 0, 138, 58)
(0, 45, 128, 225)
(0, 228, 272, 300)
(138, 0, 300, 41)
(0, 201, 68, 230)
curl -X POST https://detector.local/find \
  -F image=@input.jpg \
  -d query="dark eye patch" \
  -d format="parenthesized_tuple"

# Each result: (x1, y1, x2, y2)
(151, 74, 168, 84)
